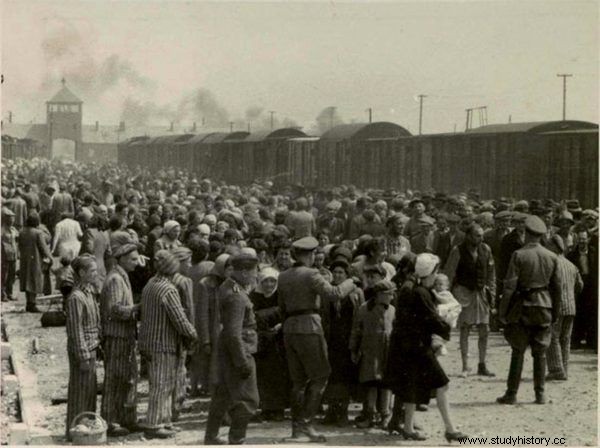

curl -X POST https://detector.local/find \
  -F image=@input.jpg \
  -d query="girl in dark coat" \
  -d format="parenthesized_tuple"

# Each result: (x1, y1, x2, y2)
(385, 253, 467, 442)
(322, 260, 363, 426)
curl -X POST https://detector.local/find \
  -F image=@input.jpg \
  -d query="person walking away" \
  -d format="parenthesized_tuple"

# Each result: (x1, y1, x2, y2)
(350, 280, 395, 429)
(65, 255, 102, 441)
(100, 243, 141, 436)
(444, 223, 496, 377)
(139, 250, 198, 439)
(384, 253, 466, 442)
(52, 212, 83, 261)
(546, 235, 582, 380)
(278, 236, 356, 442)
(18, 211, 53, 312)
(497, 215, 562, 405)
(204, 252, 260, 445)
(1, 207, 19, 302)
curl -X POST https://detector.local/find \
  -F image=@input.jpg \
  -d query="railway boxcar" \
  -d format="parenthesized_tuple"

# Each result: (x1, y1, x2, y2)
(317, 122, 412, 188)
(222, 128, 306, 184)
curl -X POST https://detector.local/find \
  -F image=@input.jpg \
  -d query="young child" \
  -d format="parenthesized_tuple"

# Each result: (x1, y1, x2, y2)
(350, 280, 396, 429)
(53, 255, 75, 312)
(431, 273, 462, 356)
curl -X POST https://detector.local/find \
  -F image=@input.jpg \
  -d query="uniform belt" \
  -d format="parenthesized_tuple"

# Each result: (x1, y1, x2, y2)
(518, 286, 548, 294)
(285, 309, 319, 318)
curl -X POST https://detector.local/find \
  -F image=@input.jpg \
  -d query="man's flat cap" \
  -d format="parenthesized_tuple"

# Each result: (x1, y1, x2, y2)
(525, 215, 547, 235)
(372, 279, 397, 293)
(230, 251, 259, 269)
(418, 215, 436, 226)
(511, 212, 529, 222)
(495, 210, 512, 220)
(1, 207, 15, 217)
(292, 236, 319, 251)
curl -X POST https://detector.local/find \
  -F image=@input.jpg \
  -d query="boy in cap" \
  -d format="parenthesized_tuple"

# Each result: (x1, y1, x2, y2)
(497, 216, 562, 405)
(204, 252, 260, 445)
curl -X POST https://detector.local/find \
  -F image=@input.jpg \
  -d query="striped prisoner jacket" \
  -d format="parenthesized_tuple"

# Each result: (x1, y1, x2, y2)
(100, 265, 137, 339)
(66, 284, 102, 362)
(139, 274, 197, 354)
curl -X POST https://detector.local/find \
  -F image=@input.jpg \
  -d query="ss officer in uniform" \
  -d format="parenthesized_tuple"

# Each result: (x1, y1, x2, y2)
(278, 237, 356, 442)
(497, 215, 562, 405)
(204, 251, 260, 445)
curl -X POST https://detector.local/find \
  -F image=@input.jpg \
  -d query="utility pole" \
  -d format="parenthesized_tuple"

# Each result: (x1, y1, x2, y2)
(229, 122, 234, 132)
(366, 108, 372, 123)
(247, 122, 251, 133)
(269, 111, 275, 130)
(557, 74, 572, 120)
(418, 94, 426, 135)
(465, 108, 472, 131)
(508, 114, 512, 123)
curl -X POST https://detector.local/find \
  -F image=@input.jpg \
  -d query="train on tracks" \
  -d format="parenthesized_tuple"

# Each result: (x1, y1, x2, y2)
(117, 120, 598, 207)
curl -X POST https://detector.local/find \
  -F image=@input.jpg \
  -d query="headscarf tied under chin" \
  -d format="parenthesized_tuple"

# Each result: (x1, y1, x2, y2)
(255, 267, 279, 297)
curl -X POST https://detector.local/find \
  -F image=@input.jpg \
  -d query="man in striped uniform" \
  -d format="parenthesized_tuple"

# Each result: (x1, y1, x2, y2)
(204, 251, 259, 445)
(171, 246, 195, 420)
(546, 235, 583, 381)
(140, 250, 198, 439)
(100, 242, 141, 437)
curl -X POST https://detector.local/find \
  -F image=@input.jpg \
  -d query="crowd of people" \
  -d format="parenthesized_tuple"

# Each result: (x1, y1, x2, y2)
(1, 157, 598, 444)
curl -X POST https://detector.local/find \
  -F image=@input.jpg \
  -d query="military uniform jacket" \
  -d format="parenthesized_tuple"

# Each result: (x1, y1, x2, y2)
(500, 242, 562, 325)
(278, 264, 355, 334)
(218, 277, 258, 368)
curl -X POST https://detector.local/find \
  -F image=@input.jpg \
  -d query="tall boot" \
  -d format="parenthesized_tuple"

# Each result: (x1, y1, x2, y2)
(228, 415, 250, 445)
(533, 355, 546, 404)
(297, 388, 327, 442)
(204, 411, 227, 444)
(497, 350, 524, 404)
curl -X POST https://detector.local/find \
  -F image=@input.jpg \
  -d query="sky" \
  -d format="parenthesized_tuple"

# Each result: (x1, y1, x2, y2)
(1, 0, 598, 135)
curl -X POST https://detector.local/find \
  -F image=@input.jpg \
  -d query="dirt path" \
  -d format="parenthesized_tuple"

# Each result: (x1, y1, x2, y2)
(2, 301, 597, 446)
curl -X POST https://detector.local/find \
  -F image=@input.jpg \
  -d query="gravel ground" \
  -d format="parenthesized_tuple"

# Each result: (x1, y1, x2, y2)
(2, 298, 598, 446)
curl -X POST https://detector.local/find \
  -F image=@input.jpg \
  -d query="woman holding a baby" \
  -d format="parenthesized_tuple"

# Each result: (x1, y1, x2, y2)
(385, 252, 466, 442)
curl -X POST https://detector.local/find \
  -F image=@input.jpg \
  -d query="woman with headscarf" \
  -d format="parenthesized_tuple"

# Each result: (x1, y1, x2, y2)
(65, 255, 102, 441)
(384, 253, 466, 442)
(250, 267, 290, 421)
(154, 220, 182, 254)
(190, 253, 233, 396)
(322, 260, 363, 426)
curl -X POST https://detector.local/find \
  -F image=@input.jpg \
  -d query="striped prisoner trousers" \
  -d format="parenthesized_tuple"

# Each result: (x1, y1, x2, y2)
(546, 315, 575, 377)
(147, 352, 177, 429)
(101, 337, 138, 427)
(173, 349, 187, 415)
(66, 351, 97, 438)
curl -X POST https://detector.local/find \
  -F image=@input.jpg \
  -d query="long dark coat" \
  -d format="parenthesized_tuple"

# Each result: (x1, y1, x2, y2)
(385, 284, 450, 405)
(250, 290, 290, 411)
(19, 226, 52, 294)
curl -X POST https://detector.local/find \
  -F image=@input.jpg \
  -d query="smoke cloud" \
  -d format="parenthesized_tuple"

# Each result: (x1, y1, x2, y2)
(314, 106, 345, 134)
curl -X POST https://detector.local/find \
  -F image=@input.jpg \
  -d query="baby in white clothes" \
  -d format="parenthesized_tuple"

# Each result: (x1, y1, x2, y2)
(431, 273, 462, 356)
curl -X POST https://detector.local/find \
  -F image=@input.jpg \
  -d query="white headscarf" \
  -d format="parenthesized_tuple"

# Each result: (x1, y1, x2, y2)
(255, 267, 279, 297)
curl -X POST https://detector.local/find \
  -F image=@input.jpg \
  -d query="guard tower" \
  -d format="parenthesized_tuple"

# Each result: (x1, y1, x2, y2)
(46, 78, 83, 160)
